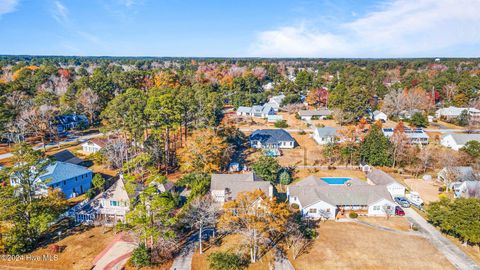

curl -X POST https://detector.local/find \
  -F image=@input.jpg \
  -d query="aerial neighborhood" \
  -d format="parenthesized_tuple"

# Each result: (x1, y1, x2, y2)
(0, 56, 479, 270)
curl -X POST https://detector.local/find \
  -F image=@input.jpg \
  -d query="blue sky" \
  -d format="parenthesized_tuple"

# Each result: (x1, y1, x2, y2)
(0, 0, 479, 57)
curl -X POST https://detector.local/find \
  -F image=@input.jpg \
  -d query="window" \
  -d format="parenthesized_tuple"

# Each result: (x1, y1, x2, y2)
(373, 205, 380, 211)
(309, 208, 317, 213)
(110, 201, 119, 207)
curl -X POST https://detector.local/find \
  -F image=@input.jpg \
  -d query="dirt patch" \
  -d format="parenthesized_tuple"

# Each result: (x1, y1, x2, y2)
(404, 178, 442, 204)
(290, 221, 455, 270)
(1, 226, 116, 270)
(292, 168, 367, 181)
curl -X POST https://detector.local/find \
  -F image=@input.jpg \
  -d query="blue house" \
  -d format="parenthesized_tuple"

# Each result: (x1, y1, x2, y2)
(39, 162, 93, 198)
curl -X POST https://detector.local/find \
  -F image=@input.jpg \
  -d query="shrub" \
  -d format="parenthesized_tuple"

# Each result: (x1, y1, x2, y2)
(325, 115, 333, 120)
(131, 243, 151, 268)
(291, 203, 300, 209)
(278, 170, 292, 185)
(299, 130, 306, 135)
(274, 120, 289, 128)
(208, 251, 247, 270)
(349, 212, 358, 219)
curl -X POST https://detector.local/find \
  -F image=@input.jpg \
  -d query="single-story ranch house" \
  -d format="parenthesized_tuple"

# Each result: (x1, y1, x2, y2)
(313, 127, 338, 145)
(236, 104, 275, 118)
(250, 129, 296, 149)
(382, 128, 429, 145)
(287, 176, 396, 219)
(210, 173, 273, 205)
(366, 169, 406, 197)
(298, 109, 332, 121)
(440, 133, 480, 151)
(435, 106, 480, 121)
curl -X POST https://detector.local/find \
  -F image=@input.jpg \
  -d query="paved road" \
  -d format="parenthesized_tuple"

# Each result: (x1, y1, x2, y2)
(273, 247, 295, 270)
(239, 127, 313, 133)
(405, 208, 480, 270)
(0, 132, 104, 160)
(424, 129, 480, 133)
(170, 229, 215, 270)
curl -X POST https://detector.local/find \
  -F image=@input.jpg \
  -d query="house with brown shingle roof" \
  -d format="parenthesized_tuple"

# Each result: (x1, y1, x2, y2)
(81, 138, 108, 153)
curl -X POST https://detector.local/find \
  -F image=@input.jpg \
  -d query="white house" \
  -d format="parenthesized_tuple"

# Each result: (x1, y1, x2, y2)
(313, 127, 338, 145)
(266, 94, 285, 112)
(366, 169, 406, 197)
(298, 109, 332, 121)
(237, 104, 275, 118)
(236, 106, 252, 116)
(249, 129, 296, 149)
(382, 128, 429, 145)
(441, 133, 480, 151)
(372, 110, 387, 122)
(287, 177, 396, 219)
(81, 138, 107, 153)
(435, 106, 480, 121)
(210, 173, 273, 205)
(452, 181, 480, 198)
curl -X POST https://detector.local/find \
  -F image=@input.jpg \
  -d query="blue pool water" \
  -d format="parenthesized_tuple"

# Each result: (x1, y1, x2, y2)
(320, 177, 351, 185)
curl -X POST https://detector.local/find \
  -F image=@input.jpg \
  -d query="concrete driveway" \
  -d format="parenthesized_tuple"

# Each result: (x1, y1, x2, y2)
(405, 208, 479, 270)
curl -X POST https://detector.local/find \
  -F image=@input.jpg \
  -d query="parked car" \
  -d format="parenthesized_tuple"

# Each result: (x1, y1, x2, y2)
(395, 206, 405, 216)
(394, 196, 411, 208)
(406, 192, 424, 209)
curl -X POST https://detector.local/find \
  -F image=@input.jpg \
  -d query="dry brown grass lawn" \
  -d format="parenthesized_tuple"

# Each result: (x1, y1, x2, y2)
(291, 221, 455, 270)
(191, 234, 273, 270)
(357, 216, 411, 231)
(404, 178, 442, 204)
(292, 168, 367, 181)
(1, 226, 115, 270)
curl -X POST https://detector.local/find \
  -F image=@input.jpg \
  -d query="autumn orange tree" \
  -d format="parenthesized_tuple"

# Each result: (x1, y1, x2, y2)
(218, 190, 292, 263)
(179, 129, 233, 173)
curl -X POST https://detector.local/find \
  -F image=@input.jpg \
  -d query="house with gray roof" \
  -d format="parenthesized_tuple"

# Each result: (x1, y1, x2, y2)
(236, 104, 275, 118)
(298, 109, 332, 121)
(287, 176, 396, 219)
(366, 169, 405, 197)
(266, 94, 285, 112)
(210, 172, 273, 205)
(76, 177, 130, 226)
(250, 129, 296, 149)
(382, 128, 429, 145)
(438, 166, 477, 185)
(453, 181, 480, 198)
(51, 149, 84, 165)
(313, 127, 338, 145)
(441, 133, 480, 151)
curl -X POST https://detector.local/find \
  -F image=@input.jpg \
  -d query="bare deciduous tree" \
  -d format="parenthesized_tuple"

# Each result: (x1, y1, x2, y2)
(77, 88, 100, 125)
(182, 196, 219, 254)
(15, 105, 58, 151)
(104, 136, 130, 169)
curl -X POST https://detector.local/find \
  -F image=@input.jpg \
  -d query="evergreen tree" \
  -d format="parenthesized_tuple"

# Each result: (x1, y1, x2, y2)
(360, 124, 392, 166)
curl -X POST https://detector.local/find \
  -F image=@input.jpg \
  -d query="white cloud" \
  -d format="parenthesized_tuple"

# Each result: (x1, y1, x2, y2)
(249, 0, 480, 57)
(51, 1, 68, 24)
(0, 0, 19, 16)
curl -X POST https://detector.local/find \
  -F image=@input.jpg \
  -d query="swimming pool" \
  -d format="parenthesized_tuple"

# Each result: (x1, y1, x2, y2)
(320, 177, 351, 185)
